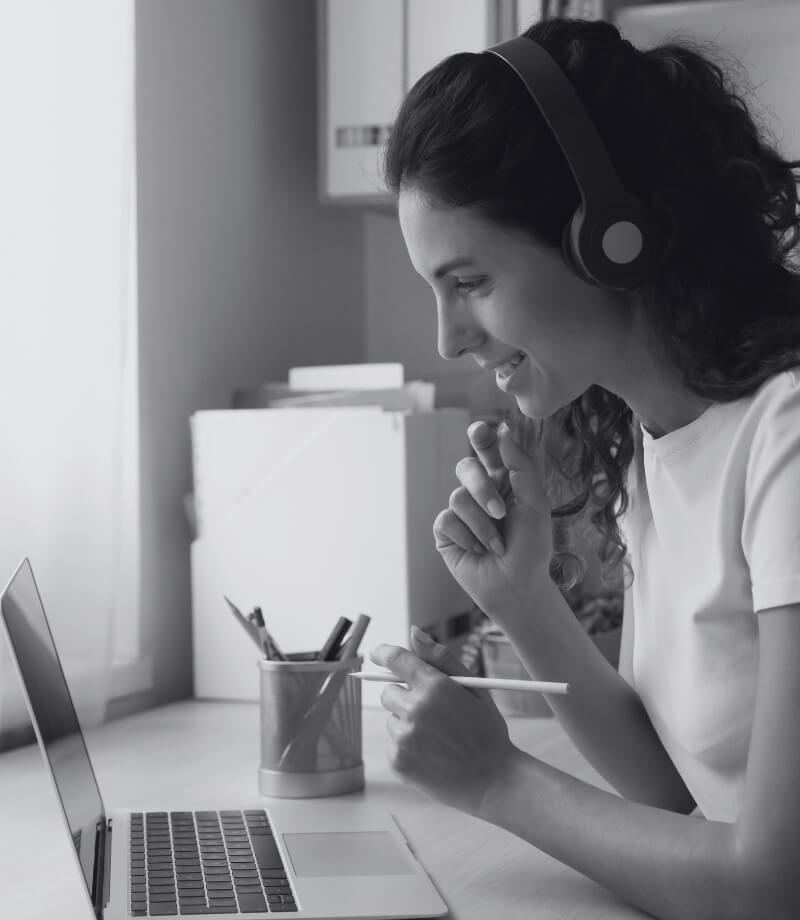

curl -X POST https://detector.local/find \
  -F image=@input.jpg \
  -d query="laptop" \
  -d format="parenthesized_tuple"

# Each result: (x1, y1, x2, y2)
(0, 558, 449, 920)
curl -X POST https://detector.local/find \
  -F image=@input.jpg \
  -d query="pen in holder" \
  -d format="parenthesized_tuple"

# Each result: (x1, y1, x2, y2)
(257, 653, 364, 798)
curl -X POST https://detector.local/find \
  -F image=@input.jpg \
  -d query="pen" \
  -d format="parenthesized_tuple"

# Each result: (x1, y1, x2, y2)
(349, 671, 570, 695)
(279, 613, 371, 769)
(336, 613, 371, 661)
(318, 616, 352, 661)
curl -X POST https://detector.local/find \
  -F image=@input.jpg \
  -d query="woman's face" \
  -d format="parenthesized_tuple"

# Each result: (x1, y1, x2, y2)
(398, 187, 633, 419)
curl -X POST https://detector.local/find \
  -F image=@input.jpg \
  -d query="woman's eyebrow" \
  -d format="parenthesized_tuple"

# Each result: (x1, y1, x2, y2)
(432, 257, 478, 279)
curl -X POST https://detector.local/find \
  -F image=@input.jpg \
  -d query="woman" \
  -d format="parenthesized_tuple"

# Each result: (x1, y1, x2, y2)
(369, 16, 800, 920)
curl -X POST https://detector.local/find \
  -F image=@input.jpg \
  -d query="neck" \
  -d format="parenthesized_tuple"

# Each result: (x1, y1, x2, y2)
(601, 310, 712, 439)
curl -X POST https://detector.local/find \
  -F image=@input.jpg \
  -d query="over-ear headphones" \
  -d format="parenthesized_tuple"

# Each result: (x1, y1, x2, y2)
(484, 36, 663, 290)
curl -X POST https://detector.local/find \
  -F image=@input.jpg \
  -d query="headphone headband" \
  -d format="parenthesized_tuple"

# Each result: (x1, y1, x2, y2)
(486, 37, 628, 211)
(484, 36, 662, 290)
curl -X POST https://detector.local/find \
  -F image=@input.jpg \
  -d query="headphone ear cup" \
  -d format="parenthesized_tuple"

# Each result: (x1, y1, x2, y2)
(563, 206, 658, 290)
(561, 215, 596, 286)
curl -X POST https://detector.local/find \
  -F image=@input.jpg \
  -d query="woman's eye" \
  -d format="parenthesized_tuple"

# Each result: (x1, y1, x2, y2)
(454, 277, 485, 294)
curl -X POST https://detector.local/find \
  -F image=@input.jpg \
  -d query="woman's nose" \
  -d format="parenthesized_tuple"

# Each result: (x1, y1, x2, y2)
(436, 299, 483, 360)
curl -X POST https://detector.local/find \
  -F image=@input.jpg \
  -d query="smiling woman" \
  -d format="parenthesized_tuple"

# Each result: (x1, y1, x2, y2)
(0, 0, 140, 746)
(373, 14, 800, 920)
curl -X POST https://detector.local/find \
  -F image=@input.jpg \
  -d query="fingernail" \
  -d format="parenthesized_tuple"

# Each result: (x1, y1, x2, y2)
(487, 498, 505, 519)
(412, 625, 434, 645)
(490, 537, 505, 556)
(498, 421, 516, 444)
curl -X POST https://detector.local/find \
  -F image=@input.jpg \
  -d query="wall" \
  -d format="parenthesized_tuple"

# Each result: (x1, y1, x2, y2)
(116, 0, 364, 716)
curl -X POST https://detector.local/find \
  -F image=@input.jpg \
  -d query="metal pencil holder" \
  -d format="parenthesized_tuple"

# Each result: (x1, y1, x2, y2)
(257, 654, 364, 798)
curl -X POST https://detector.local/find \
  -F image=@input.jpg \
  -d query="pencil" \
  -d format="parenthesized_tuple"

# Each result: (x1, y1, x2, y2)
(250, 606, 286, 661)
(222, 595, 264, 654)
(349, 671, 570, 695)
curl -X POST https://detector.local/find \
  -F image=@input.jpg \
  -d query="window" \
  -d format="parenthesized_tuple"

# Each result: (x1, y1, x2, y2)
(0, 0, 146, 742)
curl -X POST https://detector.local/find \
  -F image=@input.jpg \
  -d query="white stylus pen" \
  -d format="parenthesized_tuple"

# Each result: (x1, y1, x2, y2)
(349, 671, 570, 695)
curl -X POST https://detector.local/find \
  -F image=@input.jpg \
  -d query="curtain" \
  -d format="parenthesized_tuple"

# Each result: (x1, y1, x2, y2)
(0, 0, 138, 746)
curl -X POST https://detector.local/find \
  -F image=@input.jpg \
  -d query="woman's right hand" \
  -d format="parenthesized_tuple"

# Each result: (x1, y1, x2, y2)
(432, 420, 554, 620)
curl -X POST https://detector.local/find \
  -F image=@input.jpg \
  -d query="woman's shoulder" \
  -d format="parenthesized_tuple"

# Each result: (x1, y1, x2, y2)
(734, 364, 800, 470)
(742, 364, 800, 421)
(756, 363, 800, 394)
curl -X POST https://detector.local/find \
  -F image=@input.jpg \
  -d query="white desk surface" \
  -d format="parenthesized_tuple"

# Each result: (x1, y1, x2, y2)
(0, 700, 648, 920)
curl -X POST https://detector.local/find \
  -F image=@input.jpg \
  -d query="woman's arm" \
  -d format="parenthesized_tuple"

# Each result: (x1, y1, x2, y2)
(497, 577, 696, 813)
(477, 602, 800, 920)
(432, 420, 694, 810)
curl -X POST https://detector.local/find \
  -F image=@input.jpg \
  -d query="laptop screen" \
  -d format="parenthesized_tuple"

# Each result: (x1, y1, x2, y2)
(0, 558, 105, 906)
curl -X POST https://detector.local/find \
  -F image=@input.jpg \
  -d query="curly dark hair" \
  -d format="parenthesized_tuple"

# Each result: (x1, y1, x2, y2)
(381, 16, 800, 593)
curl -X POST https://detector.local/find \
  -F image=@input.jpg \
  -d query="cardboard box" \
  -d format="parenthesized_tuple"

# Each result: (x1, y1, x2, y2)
(190, 406, 474, 706)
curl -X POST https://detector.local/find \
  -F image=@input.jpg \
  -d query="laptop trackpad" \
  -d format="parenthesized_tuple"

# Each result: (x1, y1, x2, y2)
(282, 831, 415, 877)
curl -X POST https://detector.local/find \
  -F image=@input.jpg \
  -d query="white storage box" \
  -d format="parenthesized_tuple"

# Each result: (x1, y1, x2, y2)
(190, 406, 473, 706)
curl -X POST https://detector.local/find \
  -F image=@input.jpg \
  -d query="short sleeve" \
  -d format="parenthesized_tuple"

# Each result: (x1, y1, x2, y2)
(742, 372, 800, 612)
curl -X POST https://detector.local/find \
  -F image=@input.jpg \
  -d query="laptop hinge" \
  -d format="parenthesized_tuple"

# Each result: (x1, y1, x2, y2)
(92, 818, 112, 919)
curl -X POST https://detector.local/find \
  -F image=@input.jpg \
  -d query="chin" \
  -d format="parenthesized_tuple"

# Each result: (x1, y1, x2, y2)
(514, 382, 580, 421)
(514, 393, 547, 420)
(514, 387, 571, 422)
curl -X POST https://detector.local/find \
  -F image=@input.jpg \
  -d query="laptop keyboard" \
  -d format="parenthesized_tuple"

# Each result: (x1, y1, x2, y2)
(129, 809, 297, 915)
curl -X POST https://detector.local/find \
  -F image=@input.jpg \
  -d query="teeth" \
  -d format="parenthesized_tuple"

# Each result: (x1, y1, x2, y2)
(496, 353, 525, 377)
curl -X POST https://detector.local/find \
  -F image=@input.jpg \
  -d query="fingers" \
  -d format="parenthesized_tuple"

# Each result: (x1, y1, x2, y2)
(370, 643, 444, 689)
(380, 681, 413, 720)
(410, 626, 493, 705)
(455, 456, 507, 521)
(468, 420, 511, 504)
(372, 638, 493, 724)
(496, 421, 549, 510)
(434, 482, 506, 556)
(410, 625, 465, 675)
(467, 420, 505, 480)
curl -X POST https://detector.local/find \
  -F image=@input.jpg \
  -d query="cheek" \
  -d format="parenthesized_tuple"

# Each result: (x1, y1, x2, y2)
(492, 274, 570, 344)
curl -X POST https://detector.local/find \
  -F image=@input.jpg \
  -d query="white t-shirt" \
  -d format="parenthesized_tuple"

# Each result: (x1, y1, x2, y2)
(619, 366, 800, 822)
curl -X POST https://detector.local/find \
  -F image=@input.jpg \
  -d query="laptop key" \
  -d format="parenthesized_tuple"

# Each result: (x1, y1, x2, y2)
(149, 903, 178, 915)
(251, 834, 284, 870)
(236, 893, 267, 912)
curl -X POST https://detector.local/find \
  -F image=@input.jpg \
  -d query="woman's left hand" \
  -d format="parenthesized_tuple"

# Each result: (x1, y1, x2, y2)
(370, 626, 516, 817)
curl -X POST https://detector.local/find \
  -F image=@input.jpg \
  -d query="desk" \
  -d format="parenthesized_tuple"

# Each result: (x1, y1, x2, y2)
(0, 701, 648, 920)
